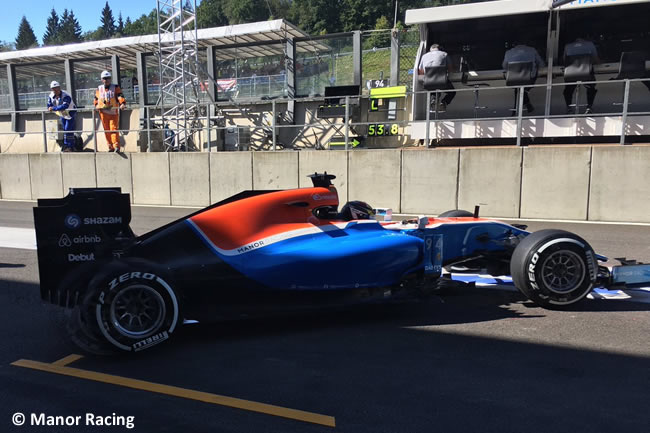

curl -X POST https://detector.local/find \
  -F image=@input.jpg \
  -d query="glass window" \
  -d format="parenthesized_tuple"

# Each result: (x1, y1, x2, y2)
(73, 58, 112, 107)
(145, 54, 161, 106)
(0, 68, 9, 111)
(214, 45, 287, 101)
(296, 35, 355, 97)
(15, 62, 66, 110)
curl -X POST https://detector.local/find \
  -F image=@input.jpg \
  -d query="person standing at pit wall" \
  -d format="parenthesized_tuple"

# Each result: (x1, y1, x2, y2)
(47, 81, 77, 152)
(94, 70, 126, 152)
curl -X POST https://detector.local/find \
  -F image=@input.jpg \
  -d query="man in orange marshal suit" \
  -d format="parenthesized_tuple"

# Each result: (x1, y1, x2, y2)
(94, 70, 127, 152)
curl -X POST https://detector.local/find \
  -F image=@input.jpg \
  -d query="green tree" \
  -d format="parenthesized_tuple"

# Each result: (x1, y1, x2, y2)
(116, 12, 124, 36)
(123, 9, 158, 36)
(364, 15, 391, 49)
(288, 0, 342, 35)
(222, 0, 268, 25)
(59, 9, 83, 44)
(196, 0, 227, 28)
(15, 16, 38, 50)
(0, 40, 14, 52)
(101, 1, 116, 38)
(43, 9, 60, 46)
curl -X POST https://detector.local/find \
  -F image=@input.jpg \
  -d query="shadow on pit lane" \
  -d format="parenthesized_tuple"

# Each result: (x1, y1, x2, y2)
(80, 292, 650, 433)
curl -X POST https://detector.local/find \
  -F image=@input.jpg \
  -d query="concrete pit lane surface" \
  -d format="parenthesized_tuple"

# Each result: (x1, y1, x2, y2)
(1, 201, 649, 433)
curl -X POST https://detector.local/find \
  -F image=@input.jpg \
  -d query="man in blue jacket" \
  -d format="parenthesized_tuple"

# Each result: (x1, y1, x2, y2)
(47, 81, 77, 152)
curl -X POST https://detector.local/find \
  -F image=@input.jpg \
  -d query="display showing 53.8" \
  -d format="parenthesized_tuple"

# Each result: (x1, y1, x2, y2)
(367, 124, 399, 136)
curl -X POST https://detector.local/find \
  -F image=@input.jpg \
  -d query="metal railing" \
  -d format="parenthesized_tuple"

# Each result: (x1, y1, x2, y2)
(0, 76, 649, 153)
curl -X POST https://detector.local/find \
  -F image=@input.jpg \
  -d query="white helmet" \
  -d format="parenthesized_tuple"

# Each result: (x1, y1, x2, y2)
(50, 81, 60, 88)
(101, 70, 112, 79)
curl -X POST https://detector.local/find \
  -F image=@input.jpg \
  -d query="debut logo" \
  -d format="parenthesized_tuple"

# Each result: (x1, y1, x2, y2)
(64, 214, 81, 229)
(68, 253, 95, 262)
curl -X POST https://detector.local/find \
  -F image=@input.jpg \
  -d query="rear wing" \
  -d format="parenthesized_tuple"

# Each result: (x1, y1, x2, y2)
(33, 188, 135, 306)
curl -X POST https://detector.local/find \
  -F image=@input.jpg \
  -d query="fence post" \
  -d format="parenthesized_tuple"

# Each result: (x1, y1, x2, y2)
(516, 86, 524, 147)
(272, 99, 277, 151)
(92, 109, 98, 152)
(425, 91, 431, 147)
(620, 79, 630, 145)
(41, 111, 48, 153)
(206, 104, 212, 152)
(345, 96, 350, 151)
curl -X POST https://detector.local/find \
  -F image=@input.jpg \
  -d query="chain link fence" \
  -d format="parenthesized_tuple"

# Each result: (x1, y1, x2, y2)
(397, 27, 420, 90)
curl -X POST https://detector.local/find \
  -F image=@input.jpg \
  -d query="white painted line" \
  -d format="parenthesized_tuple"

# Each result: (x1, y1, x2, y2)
(0, 226, 36, 250)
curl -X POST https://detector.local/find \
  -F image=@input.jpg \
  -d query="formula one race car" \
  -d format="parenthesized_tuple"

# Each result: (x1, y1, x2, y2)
(33, 173, 650, 353)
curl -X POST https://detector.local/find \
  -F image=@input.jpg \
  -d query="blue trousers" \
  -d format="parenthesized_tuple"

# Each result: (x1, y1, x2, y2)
(60, 116, 76, 149)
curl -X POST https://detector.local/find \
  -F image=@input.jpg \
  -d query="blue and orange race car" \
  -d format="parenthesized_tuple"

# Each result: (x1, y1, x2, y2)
(33, 173, 650, 353)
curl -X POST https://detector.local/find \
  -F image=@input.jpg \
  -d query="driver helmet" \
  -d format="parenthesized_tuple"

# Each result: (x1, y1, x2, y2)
(340, 201, 375, 221)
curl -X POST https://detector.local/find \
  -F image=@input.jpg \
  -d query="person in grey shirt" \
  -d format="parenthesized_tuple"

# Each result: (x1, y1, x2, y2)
(563, 38, 601, 114)
(502, 42, 546, 113)
(419, 44, 456, 111)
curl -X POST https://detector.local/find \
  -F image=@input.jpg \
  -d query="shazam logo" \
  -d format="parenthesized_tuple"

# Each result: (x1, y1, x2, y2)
(58, 234, 72, 247)
(64, 214, 81, 229)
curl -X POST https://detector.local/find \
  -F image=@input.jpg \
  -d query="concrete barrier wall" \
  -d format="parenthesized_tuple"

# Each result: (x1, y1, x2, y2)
(29, 153, 63, 199)
(95, 153, 133, 199)
(2, 147, 650, 223)
(131, 153, 170, 205)
(520, 147, 591, 220)
(252, 151, 299, 190)
(348, 150, 402, 210)
(458, 148, 523, 218)
(61, 154, 97, 193)
(589, 146, 650, 223)
(401, 149, 459, 215)
(298, 151, 349, 204)
(0, 154, 31, 199)
(170, 153, 210, 207)
(210, 152, 253, 203)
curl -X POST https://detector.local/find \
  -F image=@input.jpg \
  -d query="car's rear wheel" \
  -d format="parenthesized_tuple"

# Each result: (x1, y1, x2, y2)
(94, 269, 180, 352)
(438, 209, 474, 217)
(69, 262, 180, 353)
(510, 229, 598, 308)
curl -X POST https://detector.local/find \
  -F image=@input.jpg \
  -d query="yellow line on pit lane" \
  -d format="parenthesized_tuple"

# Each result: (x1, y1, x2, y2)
(51, 354, 84, 366)
(11, 357, 336, 428)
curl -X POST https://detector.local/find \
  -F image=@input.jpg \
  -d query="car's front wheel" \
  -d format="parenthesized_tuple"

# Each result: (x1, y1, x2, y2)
(510, 229, 598, 308)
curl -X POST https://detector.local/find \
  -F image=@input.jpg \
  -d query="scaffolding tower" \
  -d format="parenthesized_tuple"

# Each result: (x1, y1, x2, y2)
(155, 0, 202, 151)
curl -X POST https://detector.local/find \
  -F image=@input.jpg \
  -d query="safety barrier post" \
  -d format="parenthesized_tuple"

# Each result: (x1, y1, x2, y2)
(41, 111, 47, 153)
(344, 96, 350, 151)
(272, 100, 277, 151)
(620, 79, 630, 146)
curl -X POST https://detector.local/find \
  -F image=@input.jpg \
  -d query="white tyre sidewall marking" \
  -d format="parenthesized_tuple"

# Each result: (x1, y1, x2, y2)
(96, 274, 179, 351)
(527, 238, 597, 305)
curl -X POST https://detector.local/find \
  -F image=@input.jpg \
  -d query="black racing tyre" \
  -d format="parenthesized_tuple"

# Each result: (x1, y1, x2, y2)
(510, 229, 598, 308)
(438, 209, 474, 218)
(85, 264, 180, 352)
(66, 304, 114, 355)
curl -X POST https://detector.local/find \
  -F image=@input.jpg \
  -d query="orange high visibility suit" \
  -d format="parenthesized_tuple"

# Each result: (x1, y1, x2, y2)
(94, 84, 126, 151)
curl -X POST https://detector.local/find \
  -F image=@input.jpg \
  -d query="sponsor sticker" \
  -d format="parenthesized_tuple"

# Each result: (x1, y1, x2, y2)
(68, 253, 95, 262)
(58, 233, 102, 247)
(64, 214, 81, 229)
